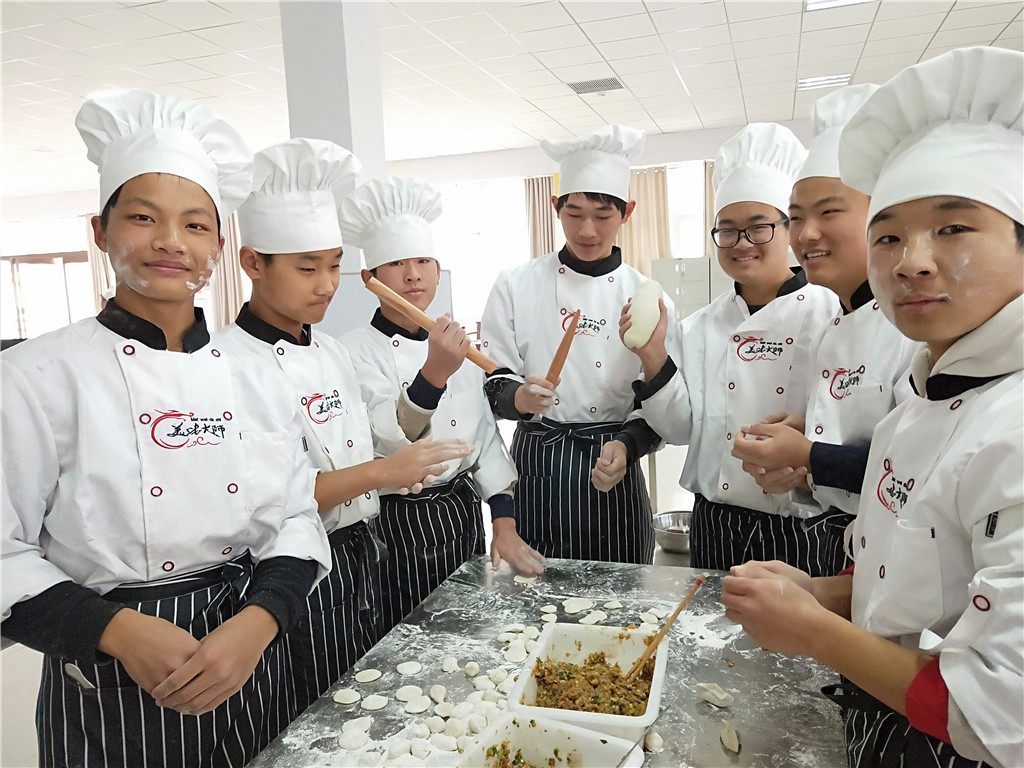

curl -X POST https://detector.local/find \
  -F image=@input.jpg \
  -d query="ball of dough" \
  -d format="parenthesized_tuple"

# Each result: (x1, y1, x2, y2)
(395, 685, 422, 702)
(457, 734, 475, 752)
(467, 713, 487, 734)
(408, 722, 430, 740)
(481, 690, 501, 703)
(333, 688, 360, 705)
(410, 738, 432, 759)
(464, 661, 480, 677)
(339, 730, 369, 750)
(623, 279, 664, 349)
(487, 667, 508, 684)
(342, 716, 373, 733)
(525, 639, 538, 652)
(396, 661, 422, 676)
(429, 733, 458, 752)
(444, 717, 467, 738)
(405, 695, 432, 714)
(354, 669, 382, 684)
(473, 675, 496, 691)
(522, 626, 540, 640)
(452, 702, 474, 719)
(645, 730, 665, 753)
(388, 738, 412, 758)
(441, 656, 459, 673)
(361, 694, 387, 711)
(497, 675, 517, 694)
(434, 702, 454, 718)
(425, 715, 446, 733)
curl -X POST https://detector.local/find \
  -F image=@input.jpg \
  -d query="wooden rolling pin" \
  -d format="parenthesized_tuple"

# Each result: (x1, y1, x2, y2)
(546, 309, 580, 385)
(360, 269, 499, 374)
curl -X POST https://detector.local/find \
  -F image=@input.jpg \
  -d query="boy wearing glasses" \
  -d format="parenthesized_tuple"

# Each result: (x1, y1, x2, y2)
(620, 123, 839, 573)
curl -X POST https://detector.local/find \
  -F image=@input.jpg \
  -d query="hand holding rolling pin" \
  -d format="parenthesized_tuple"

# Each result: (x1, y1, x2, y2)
(420, 313, 470, 388)
(513, 373, 558, 417)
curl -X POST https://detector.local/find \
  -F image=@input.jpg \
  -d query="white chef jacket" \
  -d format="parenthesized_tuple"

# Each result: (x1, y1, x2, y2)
(1, 313, 332, 619)
(342, 314, 517, 501)
(635, 270, 839, 516)
(216, 310, 382, 533)
(801, 284, 918, 515)
(850, 296, 1023, 768)
(480, 249, 676, 424)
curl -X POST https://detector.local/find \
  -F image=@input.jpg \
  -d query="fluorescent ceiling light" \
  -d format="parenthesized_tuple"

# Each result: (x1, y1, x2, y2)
(797, 74, 853, 90)
(806, 0, 874, 10)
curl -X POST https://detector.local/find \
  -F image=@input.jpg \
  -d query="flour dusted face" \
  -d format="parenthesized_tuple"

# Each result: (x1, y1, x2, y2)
(867, 196, 1023, 359)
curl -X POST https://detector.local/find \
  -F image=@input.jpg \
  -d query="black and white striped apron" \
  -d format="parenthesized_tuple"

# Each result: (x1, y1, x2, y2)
(370, 473, 484, 637)
(823, 679, 995, 768)
(282, 520, 383, 718)
(691, 494, 852, 577)
(36, 557, 289, 768)
(511, 419, 655, 565)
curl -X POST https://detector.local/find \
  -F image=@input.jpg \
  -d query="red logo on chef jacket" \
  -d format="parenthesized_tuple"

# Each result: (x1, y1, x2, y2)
(736, 336, 784, 362)
(303, 390, 346, 425)
(562, 310, 603, 337)
(829, 366, 866, 400)
(876, 458, 914, 515)
(150, 410, 226, 449)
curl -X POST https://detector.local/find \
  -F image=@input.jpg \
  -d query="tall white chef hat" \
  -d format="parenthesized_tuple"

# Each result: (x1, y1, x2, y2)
(712, 122, 807, 219)
(237, 138, 361, 254)
(797, 84, 879, 182)
(339, 177, 442, 270)
(541, 124, 645, 202)
(840, 46, 1024, 224)
(76, 89, 252, 218)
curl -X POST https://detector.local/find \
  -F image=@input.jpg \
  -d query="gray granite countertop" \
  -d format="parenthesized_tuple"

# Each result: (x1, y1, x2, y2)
(248, 556, 845, 768)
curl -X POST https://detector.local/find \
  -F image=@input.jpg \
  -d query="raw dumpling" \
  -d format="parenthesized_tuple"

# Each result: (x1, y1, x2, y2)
(503, 639, 528, 663)
(488, 667, 508, 684)
(497, 675, 516, 694)
(408, 722, 430, 740)
(429, 733, 458, 752)
(434, 702, 454, 718)
(644, 730, 664, 753)
(360, 694, 387, 711)
(481, 690, 501, 703)
(562, 598, 594, 615)
(603, 600, 623, 610)
(410, 738, 432, 759)
(339, 730, 369, 750)
(425, 715, 445, 733)
(452, 702, 474, 719)
(396, 661, 422, 676)
(464, 661, 480, 677)
(395, 685, 422, 702)
(441, 657, 459, 673)
(354, 669, 382, 684)
(579, 610, 607, 625)
(429, 684, 447, 703)
(522, 626, 540, 640)
(444, 718, 467, 738)
(342, 716, 373, 733)
(649, 607, 669, 619)
(525, 639, 538, 652)
(467, 713, 487, 734)
(639, 612, 658, 624)
(696, 682, 735, 708)
(388, 739, 411, 758)
(333, 688, 360, 705)
(473, 675, 497, 691)
(720, 719, 741, 753)
(540, 605, 557, 614)
(541, 614, 557, 623)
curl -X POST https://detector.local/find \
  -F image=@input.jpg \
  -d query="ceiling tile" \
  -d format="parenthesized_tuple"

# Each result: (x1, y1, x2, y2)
(744, 91, 794, 108)
(797, 58, 857, 77)
(746, 106, 794, 122)
(135, 2, 241, 31)
(29, 50, 116, 77)
(424, 13, 508, 42)
(874, 0, 953, 21)
(629, 81, 687, 96)
(620, 68, 682, 87)
(549, 61, 618, 82)
(392, 45, 468, 70)
(642, 92, 694, 107)
(178, 76, 257, 97)
(140, 58, 224, 83)
(452, 35, 527, 60)
(855, 50, 922, 70)
(20, 19, 115, 50)
(81, 39, 174, 68)
(733, 34, 799, 58)
(188, 51, 261, 77)
(141, 31, 223, 60)
(736, 51, 798, 73)
(861, 31, 935, 56)
(0, 2, 59, 32)
(559, 115, 606, 129)
(944, 2, 1020, 28)
(596, 35, 666, 59)
(992, 35, 1023, 50)
(852, 65, 905, 83)
(516, 25, 591, 52)
(801, 42, 865, 64)
(391, 1, 467, 21)
(193, 21, 280, 50)
(492, 2, 575, 32)
(801, 24, 870, 48)
(649, 3, 728, 33)
(1, 32, 64, 62)
(579, 88, 641, 104)
(421, 61, 488, 83)
(378, 25, 440, 52)
(677, 59, 738, 79)
(450, 77, 511, 96)
(729, 13, 800, 42)
(75, 8, 197, 39)
(683, 71, 741, 91)
(739, 65, 796, 85)
(477, 53, 546, 74)
(3, 82, 70, 103)
(543, 104, 601, 119)
(580, 13, 657, 43)
(383, 68, 438, 90)
(216, 2, 281, 22)
(930, 22, 1007, 46)
(610, 53, 674, 75)
(743, 78, 795, 95)
(1, 58, 64, 85)
(239, 45, 283, 69)
(692, 86, 742, 104)
(521, 82, 579, 99)
(801, 1, 879, 31)
(564, 2, 649, 23)
(724, 0, 802, 22)
(91, 68, 164, 91)
(661, 24, 732, 51)
(671, 43, 736, 66)
(497, 68, 562, 87)
(534, 44, 604, 67)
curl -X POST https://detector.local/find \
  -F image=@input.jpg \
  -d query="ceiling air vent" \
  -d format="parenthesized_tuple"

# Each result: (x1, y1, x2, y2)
(566, 77, 624, 95)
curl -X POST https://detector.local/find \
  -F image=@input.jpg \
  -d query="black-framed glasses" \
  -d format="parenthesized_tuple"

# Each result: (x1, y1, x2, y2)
(711, 218, 788, 248)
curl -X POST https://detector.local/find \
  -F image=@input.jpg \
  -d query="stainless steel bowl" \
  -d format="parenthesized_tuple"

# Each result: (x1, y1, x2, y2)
(653, 511, 691, 554)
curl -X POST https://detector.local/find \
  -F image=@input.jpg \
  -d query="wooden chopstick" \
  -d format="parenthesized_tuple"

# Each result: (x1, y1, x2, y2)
(625, 574, 706, 680)
(361, 269, 499, 374)
(545, 309, 580, 384)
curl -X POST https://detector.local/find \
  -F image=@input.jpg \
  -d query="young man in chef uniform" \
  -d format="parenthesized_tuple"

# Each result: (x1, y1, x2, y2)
(730, 85, 918, 569)
(216, 139, 471, 715)
(620, 123, 839, 574)
(1, 91, 332, 767)
(722, 46, 1023, 768)
(479, 125, 675, 565)
(340, 176, 545, 633)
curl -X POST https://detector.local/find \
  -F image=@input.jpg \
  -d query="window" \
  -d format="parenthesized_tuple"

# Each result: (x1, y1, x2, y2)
(1, 253, 93, 339)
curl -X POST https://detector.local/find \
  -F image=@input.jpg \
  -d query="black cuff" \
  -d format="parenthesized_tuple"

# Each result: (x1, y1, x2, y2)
(1, 581, 125, 664)
(488, 493, 516, 520)
(613, 419, 662, 462)
(809, 442, 871, 494)
(632, 356, 678, 405)
(245, 556, 318, 636)
(407, 371, 445, 410)
(485, 369, 531, 421)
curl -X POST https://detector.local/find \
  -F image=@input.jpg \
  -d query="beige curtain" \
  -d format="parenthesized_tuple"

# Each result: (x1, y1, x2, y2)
(208, 212, 245, 330)
(616, 166, 669, 276)
(525, 176, 556, 259)
(85, 215, 114, 313)
(704, 160, 717, 260)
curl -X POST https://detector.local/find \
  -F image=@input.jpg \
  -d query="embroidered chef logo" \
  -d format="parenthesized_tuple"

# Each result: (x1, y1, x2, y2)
(829, 366, 866, 400)
(876, 458, 914, 515)
(735, 336, 784, 362)
(302, 390, 346, 424)
(562, 310, 603, 337)
(150, 410, 226, 449)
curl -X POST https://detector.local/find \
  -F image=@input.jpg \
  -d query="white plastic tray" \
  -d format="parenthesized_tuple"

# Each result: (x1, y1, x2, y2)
(456, 711, 643, 768)
(505, 622, 667, 742)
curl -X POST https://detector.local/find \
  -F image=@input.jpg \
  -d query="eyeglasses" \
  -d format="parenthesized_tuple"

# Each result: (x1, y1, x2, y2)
(711, 218, 788, 249)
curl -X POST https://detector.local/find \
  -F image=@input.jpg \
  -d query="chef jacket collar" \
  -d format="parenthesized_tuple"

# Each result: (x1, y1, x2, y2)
(733, 266, 808, 302)
(98, 298, 210, 352)
(235, 301, 310, 347)
(558, 245, 622, 277)
(911, 372, 1007, 401)
(370, 307, 429, 341)
(847, 280, 874, 314)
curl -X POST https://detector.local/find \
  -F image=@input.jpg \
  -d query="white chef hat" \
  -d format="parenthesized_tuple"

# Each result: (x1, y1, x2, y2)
(797, 84, 880, 182)
(713, 122, 807, 219)
(236, 138, 361, 254)
(76, 89, 252, 218)
(338, 177, 442, 270)
(840, 46, 1024, 225)
(541, 124, 645, 202)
